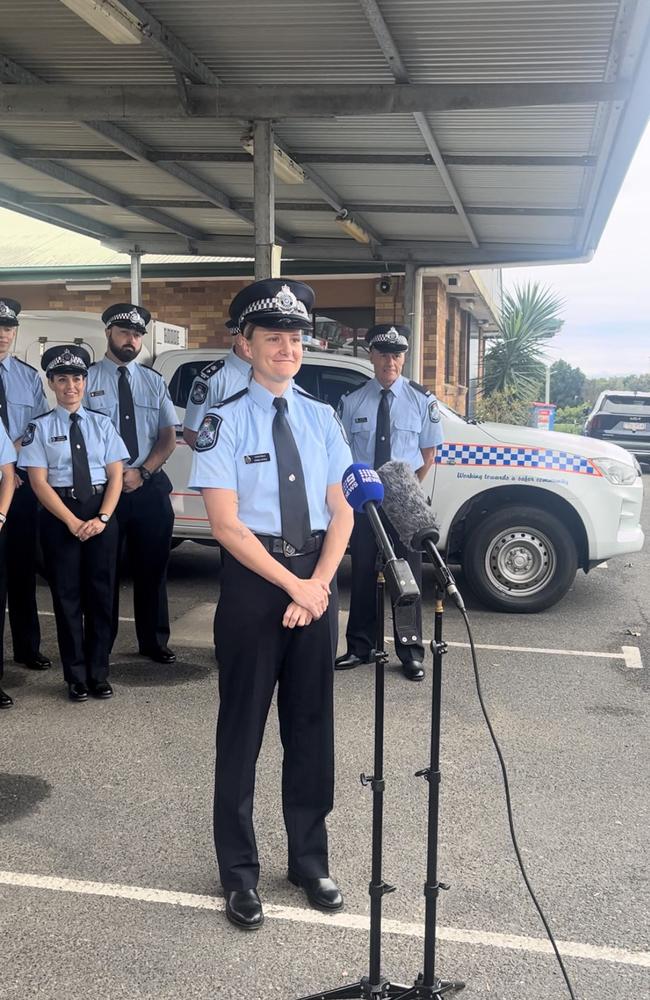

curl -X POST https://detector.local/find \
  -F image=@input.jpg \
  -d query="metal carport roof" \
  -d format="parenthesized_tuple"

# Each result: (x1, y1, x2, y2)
(0, 0, 648, 268)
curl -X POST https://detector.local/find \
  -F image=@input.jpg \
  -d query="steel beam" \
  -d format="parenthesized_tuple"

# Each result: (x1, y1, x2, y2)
(0, 179, 123, 240)
(0, 83, 628, 120)
(359, 0, 479, 247)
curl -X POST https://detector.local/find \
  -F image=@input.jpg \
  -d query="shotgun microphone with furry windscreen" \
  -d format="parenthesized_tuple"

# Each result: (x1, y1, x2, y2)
(377, 460, 466, 611)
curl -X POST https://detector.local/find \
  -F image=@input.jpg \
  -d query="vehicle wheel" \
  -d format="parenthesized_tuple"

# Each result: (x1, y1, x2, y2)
(462, 505, 578, 613)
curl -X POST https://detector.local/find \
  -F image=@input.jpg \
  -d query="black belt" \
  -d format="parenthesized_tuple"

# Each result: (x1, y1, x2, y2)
(255, 531, 325, 558)
(54, 484, 106, 499)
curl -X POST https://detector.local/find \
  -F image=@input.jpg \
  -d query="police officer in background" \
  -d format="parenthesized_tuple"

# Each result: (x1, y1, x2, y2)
(84, 305, 178, 663)
(336, 324, 444, 681)
(0, 298, 51, 671)
(182, 326, 251, 449)
(0, 420, 17, 708)
(190, 279, 353, 931)
(18, 347, 129, 701)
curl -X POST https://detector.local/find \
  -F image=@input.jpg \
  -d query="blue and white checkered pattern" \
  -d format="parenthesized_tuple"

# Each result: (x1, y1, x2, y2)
(435, 442, 601, 476)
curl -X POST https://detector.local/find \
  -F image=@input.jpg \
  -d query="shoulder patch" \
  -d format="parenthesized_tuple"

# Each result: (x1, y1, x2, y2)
(428, 399, 441, 423)
(200, 359, 225, 381)
(190, 379, 208, 406)
(215, 387, 248, 409)
(333, 410, 349, 445)
(21, 422, 36, 447)
(195, 413, 222, 452)
(409, 379, 432, 397)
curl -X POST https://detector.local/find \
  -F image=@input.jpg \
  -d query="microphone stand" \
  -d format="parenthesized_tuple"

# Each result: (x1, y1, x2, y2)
(393, 539, 465, 999)
(293, 513, 414, 1000)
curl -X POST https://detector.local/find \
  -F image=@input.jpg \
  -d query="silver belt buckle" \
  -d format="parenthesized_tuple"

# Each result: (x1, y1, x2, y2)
(282, 540, 297, 557)
(69, 488, 77, 499)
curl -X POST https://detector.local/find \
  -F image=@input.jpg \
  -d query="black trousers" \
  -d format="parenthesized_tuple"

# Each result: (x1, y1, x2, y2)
(346, 511, 424, 664)
(40, 494, 118, 686)
(213, 547, 338, 891)
(113, 472, 174, 652)
(6, 473, 42, 660)
(0, 529, 7, 681)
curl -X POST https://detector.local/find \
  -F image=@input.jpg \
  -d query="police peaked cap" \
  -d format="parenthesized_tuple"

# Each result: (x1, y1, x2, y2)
(226, 279, 314, 334)
(0, 298, 21, 327)
(365, 324, 410, 353)
(102, 302, 151, 332)
(41, 344, 91, 377)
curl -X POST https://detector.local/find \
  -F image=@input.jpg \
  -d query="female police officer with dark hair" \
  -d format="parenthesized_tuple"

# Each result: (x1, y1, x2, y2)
(190, 279, 353, 931)
(18, 346, 129, 702)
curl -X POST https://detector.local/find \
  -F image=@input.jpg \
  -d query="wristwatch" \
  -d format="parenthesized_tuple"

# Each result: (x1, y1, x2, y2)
(98, 513, 111, 524)
(140, 466, 153, 482)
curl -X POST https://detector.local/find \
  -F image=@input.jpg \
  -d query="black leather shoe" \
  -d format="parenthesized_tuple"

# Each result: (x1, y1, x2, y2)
(0, 688, 14, 709)
(68, 682, 89, 702)
(334, 650, 375, 671)
(89, 681, 113, 699)
(140, 646, 176, 664)
(224, 889, 264, 930)
(401, 659, 425, 681)
(15, 651, 51, 671)
(287, 872, 344, 911)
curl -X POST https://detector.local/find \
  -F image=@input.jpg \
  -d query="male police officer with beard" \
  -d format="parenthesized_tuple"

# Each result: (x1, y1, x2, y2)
(84, 304, 178, 663)
(336, 324, 444, 681)
(0, 298, 51, 672)
(190, 279, 353, 931)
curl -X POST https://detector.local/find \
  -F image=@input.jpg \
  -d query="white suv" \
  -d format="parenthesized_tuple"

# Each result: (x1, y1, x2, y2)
(155, 349, 644, 614)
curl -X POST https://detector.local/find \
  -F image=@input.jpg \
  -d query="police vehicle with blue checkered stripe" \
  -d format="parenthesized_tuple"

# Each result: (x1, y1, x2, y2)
(157, 348, 644, 614)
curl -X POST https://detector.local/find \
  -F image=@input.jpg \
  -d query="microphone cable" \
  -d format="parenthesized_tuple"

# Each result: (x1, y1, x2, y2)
(459, 606, 578, 1000)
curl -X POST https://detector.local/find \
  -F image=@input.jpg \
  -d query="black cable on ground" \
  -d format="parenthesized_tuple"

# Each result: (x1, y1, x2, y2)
(460, 607, 578, 1000)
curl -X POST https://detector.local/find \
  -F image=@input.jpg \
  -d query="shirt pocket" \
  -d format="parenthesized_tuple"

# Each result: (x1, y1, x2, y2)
(392, 412, 422, 458)
(6, 396, 31, 437)
(134, 388, 160, 446)
(349, 419, 372, 457)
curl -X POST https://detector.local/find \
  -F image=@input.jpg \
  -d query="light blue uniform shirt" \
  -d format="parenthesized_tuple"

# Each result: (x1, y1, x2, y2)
(338, 375, 444, 472)
(0, 355, 48, 442)
(183, 349, 251, 431)
(18, 406, 130, 487)
(189, 378, 352, 536)
(0, 421, 17, 467)
(84, 357, 178, 468)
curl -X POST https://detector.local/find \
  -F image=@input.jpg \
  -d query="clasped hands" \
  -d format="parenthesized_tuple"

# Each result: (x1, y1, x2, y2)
(283, 577, 330, 629)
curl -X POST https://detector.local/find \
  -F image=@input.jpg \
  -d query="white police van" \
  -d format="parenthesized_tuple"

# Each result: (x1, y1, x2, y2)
(157, 348, 644, 615)
(14, 312, 644, 614)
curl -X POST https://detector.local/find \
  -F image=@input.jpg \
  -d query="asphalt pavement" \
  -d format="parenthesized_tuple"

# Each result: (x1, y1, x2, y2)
(1, 476, 648, 1000)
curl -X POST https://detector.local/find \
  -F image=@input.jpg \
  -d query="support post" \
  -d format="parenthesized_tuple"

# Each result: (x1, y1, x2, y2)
(254, 120, 279, 279)
(402, 263, 416, 379)
(130, 250, 142, 305)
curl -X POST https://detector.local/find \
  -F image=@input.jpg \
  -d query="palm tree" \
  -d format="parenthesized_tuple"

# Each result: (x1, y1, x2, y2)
(482, 282, 564, 398)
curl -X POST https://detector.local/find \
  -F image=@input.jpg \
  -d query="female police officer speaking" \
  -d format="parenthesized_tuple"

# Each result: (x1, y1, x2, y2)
(189, 279, 353, 931)
(18, 346, 129, 702)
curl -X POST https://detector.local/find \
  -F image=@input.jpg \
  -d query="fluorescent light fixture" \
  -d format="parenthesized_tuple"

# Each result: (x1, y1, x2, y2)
(59, 0, 142, 45)
(335, 212, 371, 245)
(241, 136, 306, 185)
(65, 280, 113, 291)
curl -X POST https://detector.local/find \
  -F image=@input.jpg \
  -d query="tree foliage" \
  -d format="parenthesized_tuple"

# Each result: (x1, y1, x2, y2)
(550, 359, 587, 408)
(482, 282, 564, 399)
(583, 372, 650, 404)
(474, 388, 533, 425)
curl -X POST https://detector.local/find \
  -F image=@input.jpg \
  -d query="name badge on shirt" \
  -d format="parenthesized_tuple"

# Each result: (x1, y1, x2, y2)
(244, 453, 270, 464)
(354, 417, 368, 423)
(89, 390, 105, 397)
(49, 435, 67, 443)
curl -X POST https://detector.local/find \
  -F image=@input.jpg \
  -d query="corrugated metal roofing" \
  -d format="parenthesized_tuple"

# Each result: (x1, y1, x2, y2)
(0, 0, 647, 267)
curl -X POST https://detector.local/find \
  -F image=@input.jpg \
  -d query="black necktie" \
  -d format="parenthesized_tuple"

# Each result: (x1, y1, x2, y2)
(69, 412, 93, 503)
(272, 397, 312, 552)
(118, 366, 138, 464)
(374, 388, 392, 469)
(0, 369, 8, 434)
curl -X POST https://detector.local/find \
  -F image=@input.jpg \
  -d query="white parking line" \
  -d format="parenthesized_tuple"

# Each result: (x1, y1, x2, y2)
(621, 645, 644, 669)
(384, 638, 644, 669)
(0, 870, 647, 969)
(39, 610, 136, 623)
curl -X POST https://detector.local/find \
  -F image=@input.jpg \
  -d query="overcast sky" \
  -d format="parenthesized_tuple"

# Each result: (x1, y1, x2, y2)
(502, 122, 650, 378)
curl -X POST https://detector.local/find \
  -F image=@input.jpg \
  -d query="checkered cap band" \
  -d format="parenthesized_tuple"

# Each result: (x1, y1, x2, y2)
(46, 349, 88, 374)
(238, 294, 310, 327)
(370, 330, 408, 349)
(108, 309, 147, 329)
(435, 442, 601, 476)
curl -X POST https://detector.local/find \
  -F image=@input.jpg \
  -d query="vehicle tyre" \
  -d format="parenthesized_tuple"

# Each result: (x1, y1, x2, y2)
(462, 505, 578, 613)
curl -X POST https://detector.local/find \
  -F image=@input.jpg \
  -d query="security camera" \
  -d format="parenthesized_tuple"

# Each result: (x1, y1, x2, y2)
(377, 277, 392, 295)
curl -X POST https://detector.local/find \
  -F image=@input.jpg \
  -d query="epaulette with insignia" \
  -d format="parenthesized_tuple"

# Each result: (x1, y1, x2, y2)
(409, 379, 432, 397)
(200, 359, 225, 381)
(215, 387, 248, 409)
(294, 387, 328, 405)
(33, 409, 53, 421)
(14, 358, 39, 374)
